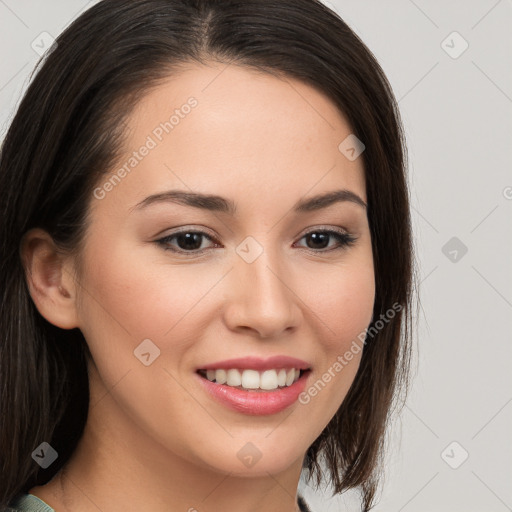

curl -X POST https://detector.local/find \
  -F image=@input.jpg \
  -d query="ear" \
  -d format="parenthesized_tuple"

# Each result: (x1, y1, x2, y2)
(19, 228, 80, 330)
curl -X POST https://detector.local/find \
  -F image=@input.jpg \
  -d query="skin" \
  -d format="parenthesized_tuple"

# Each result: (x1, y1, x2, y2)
(21, 61, 375, 512)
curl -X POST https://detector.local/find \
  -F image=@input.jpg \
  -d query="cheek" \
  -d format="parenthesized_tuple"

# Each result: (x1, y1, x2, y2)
(78, 239, 209, 341)
(303, 256, 375, 349)
(75, 239, 231, 395)
(330, 268, 375, 342)
(296, 258, 375, 424)
(75, 244, 220, 439)
(333, 261, 375, 361)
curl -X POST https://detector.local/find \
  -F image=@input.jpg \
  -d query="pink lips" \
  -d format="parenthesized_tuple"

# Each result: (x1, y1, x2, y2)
(196, 355, 311, 416)
(198, 355, 311, 371)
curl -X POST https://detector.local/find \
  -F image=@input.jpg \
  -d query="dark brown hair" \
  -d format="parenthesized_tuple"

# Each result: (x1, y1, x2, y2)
(0, 1, 415, 510)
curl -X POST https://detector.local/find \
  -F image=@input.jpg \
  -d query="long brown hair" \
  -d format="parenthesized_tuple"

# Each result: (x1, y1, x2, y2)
(0, 1, 415, 510)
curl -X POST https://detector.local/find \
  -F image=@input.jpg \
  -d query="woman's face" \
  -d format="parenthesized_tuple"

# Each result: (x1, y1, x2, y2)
(72, 62, 375, 477)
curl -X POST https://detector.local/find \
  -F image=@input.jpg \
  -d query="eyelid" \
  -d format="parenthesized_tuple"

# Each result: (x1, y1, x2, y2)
(296, 224, 351, 239)
(155, 227, 220, 257)
(293, 226, 357, 253)
(155, 225, 357, 255)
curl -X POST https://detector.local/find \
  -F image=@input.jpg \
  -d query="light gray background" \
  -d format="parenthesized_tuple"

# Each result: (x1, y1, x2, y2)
(1, 1, 511, 511)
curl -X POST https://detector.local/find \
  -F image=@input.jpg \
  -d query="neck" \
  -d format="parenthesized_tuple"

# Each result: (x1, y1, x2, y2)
(55, 434, 304, 512)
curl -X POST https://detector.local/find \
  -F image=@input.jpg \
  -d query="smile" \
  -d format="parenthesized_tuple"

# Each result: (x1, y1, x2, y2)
(195, 356, 312, 415)
(197, 368, 305, 391)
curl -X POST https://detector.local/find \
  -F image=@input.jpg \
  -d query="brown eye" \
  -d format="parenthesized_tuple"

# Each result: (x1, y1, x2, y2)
(296, 230, 357, 252)
(156, 231, 218, 253)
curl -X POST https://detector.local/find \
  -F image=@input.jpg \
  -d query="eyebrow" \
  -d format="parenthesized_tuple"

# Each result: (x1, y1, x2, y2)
(130, 188, 367, 215)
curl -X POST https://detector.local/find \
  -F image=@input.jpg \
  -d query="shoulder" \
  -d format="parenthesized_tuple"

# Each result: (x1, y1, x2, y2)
(6, 494, 55, 512)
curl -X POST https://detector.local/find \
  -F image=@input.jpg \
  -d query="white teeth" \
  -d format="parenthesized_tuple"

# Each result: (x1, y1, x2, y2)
(241, 369, 260, 389)
(260, 370, 278, 390)
(226, 369, 242, 386)
(202, 368, 303, 390)
(215, 369, 227, 384)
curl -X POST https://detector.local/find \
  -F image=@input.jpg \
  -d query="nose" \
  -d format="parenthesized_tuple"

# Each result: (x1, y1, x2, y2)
(223, 247, 302, 339)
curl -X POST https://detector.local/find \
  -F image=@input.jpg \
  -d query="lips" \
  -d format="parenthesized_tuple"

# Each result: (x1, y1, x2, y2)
(196, 355, 312, 415)
(198, 355, 311, 371)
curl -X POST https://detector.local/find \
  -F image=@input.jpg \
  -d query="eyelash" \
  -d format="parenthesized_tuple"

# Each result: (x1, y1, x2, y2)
(155, 227, 358, 256)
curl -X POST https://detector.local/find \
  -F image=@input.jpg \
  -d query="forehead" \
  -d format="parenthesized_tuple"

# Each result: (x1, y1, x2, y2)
(91, 62, 367, 217)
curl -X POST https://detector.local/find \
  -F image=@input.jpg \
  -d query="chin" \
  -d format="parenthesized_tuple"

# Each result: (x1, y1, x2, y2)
(192, 436, 308, 478)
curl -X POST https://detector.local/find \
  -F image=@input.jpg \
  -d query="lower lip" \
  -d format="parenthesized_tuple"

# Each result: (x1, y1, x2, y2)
(196, 371, 310, 416)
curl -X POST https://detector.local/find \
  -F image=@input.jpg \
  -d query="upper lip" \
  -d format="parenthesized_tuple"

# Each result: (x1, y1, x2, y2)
(198, 356, 311, 371)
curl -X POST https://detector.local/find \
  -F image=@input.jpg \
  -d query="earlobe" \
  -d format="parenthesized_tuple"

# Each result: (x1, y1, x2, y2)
(19, 228, 80, 330)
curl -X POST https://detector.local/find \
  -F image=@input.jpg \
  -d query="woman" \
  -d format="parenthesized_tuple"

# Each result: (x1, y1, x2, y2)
(0, 1, 415, 511)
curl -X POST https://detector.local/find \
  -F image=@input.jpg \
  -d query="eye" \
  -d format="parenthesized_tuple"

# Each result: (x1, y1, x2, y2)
(294, 228, 357, 252)
(155, 229, 219, 254)
(155, 227, 357, 255)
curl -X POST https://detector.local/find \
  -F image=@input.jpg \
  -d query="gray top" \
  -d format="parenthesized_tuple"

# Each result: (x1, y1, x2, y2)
(8, 493, 312, 511)
(7, 494, 54, 511)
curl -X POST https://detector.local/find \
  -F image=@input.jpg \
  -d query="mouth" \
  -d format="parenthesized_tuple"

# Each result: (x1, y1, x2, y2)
(197, 368, 311, 392)
(195, 355, 312, 415)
